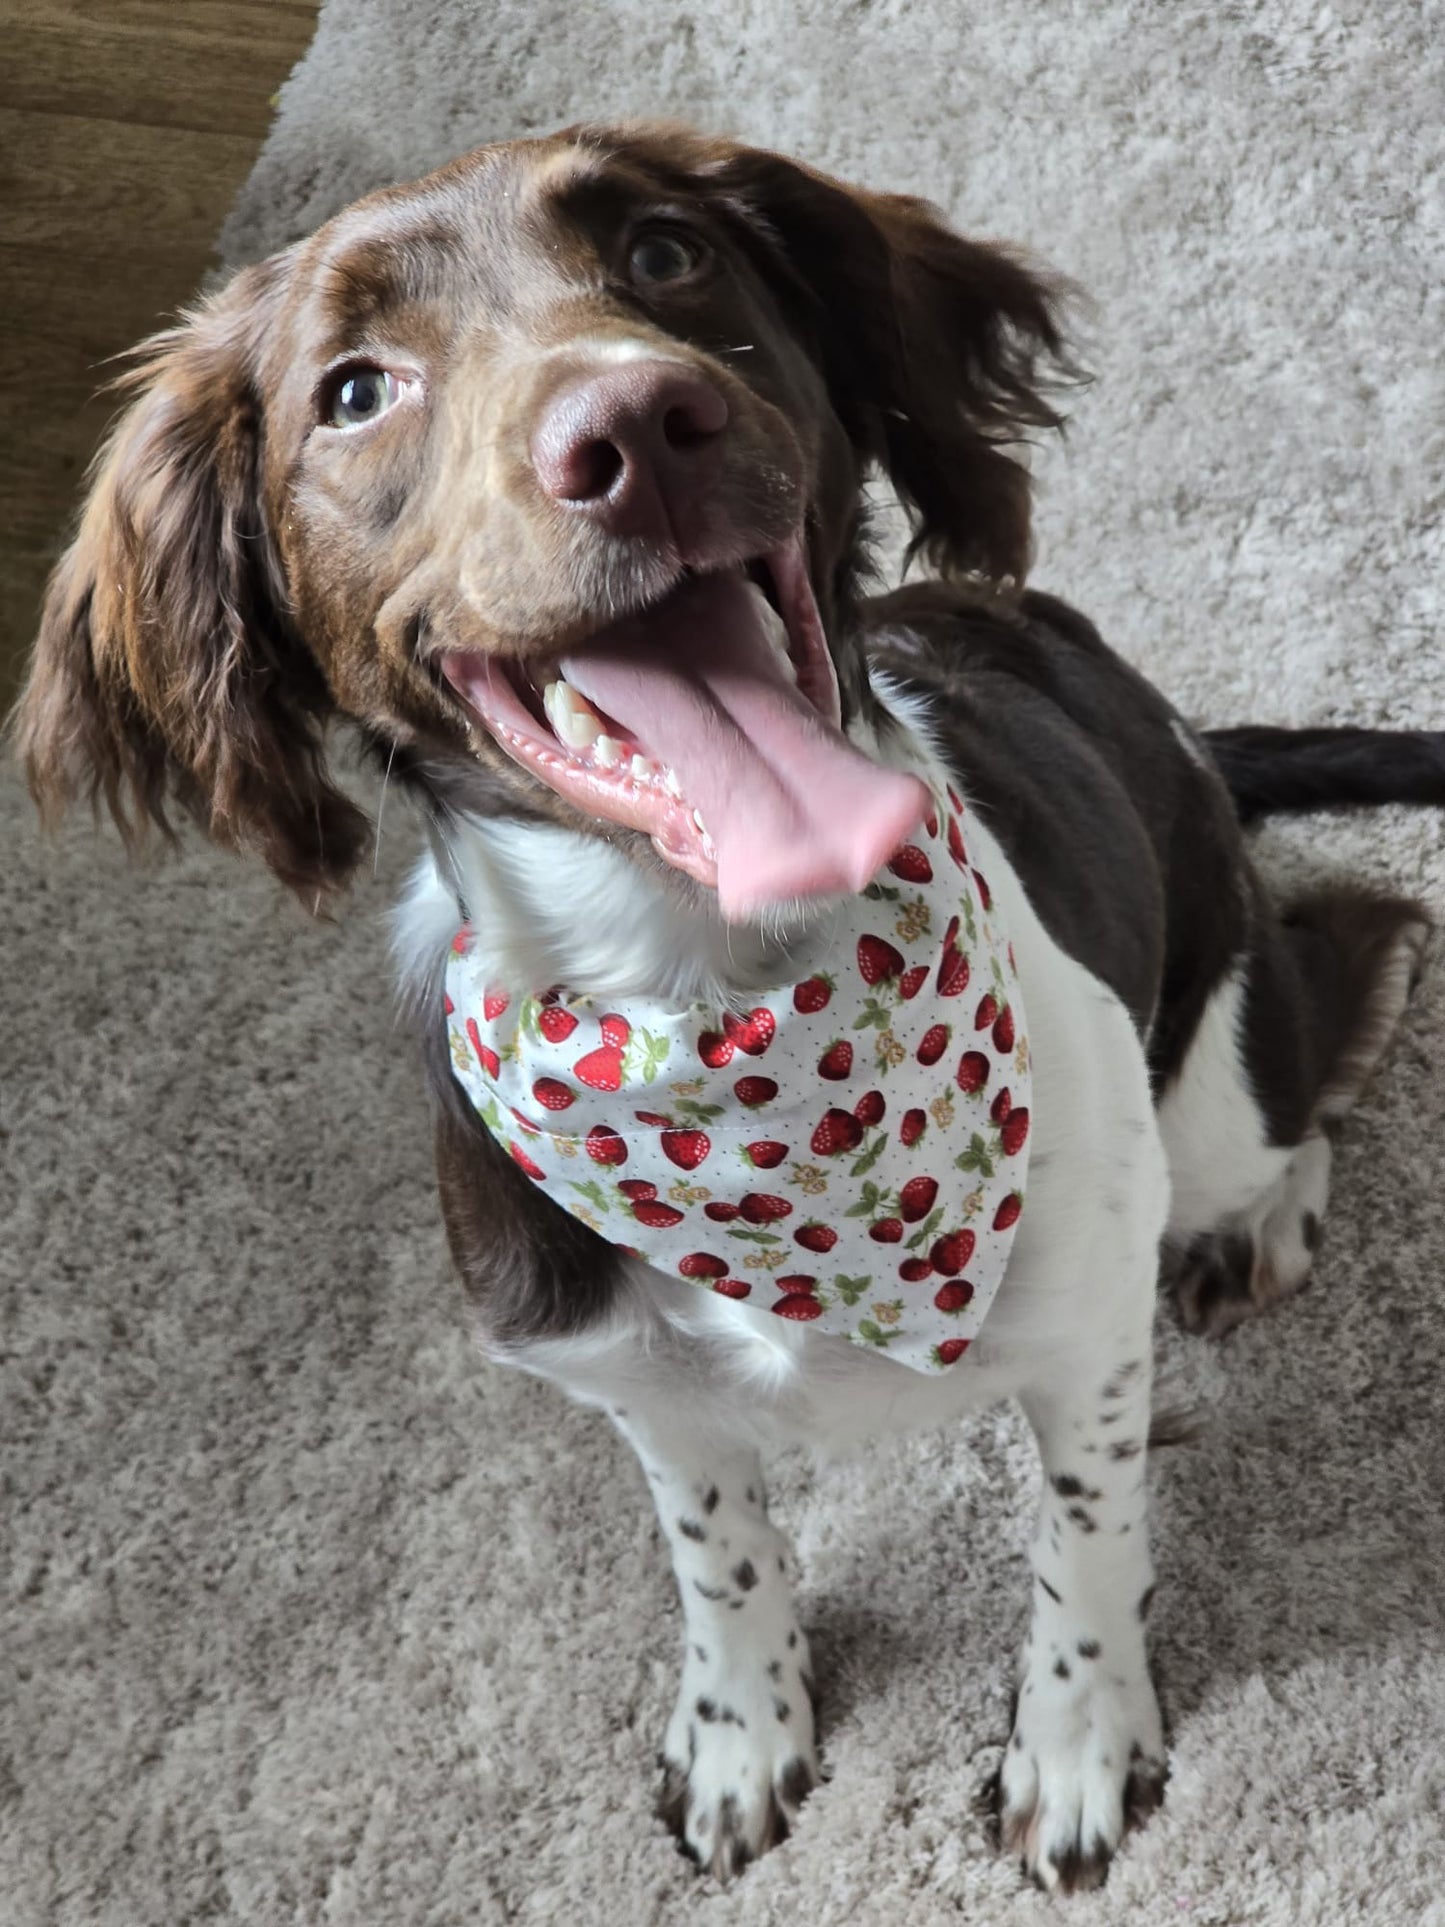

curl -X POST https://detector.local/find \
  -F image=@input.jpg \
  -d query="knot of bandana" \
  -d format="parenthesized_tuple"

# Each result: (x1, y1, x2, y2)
(445, 793, 1030, 1372)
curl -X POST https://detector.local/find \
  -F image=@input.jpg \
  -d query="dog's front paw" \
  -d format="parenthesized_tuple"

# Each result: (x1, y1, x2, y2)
(657, 1641, 819, 1879)
(998, 1666, 1166, 1893)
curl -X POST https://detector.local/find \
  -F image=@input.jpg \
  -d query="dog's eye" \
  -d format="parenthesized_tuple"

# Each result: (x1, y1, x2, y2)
(629, 229, 703, 285)
(327, 367, 402, 429)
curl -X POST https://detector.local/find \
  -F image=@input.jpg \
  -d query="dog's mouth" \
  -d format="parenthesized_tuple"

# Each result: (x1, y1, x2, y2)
(440, 532, 928, 920)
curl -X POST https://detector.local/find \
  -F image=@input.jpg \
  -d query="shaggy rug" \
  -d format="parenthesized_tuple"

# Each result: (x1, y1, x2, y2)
(6, 2, 1445, 1922)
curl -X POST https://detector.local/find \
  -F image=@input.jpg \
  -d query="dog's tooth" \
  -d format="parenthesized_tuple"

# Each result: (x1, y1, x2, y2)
(630, 754, 653, 781)
(692, 807, 708, 836)
(545, 677, 603, 750)
(743, 580, 796, 681)
(663, 767, 683, 798)
(594, 734, 622, 769)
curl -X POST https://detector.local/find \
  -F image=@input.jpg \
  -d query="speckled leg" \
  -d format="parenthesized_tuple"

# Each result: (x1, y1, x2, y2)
(999, 1349, 1167, 1893)
(612, 1407, 818, 1880)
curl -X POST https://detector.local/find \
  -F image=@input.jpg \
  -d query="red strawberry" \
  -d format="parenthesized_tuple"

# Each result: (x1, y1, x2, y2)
(599, 1014, 631, 1048)
(634, 1108, 672, 1127)
(931, 1230, 977, 1276)
(854, 1090, 886, 1127)
(994, 1191, 1023, 1231)
(443, 993, 455, 1015)
(574, 1045, 624, 1091)
(943, 915, 960, 950)
(585, 1124, 627, 1166)
(811, 1108, 864, 1157)
(508, 1141, 545, 1180)
(818, 1039, 854, 1081)
(972, 868, 992, 910)
(739, 1193, 793, 1224)
(898, 1257, 934, 1282)
(632, 1199, 685, 1229)
(888, 844, 933, 884)
(713, 1277, 751, 1299)
(993, 1006, 1016, 1055)
(947, 816, 968, 868)
(870, 1217, 904, 1243)
(734, 1075, 778, 1108)
(923, 810, 939, 837)
(775, 1274, 817, 1293)
(858, 934, 905, 984)
(793, 974, 834, 1014)
(617, 1179, 657, 1202)
(974, 993, 1000, 1032)
(723, 1007, 776, 1056)
(661, 1129, 710, 1171)
(899, 964, 929, 1001)
(947, 784, 964, 812)
(990, 1087, 1013, 1125)
(483, 987, 509, 1020)
(772, 1293, 824, 1321)
(704, 1201, 740, 1222)
(795, 1222, 838, 1253)
(679, 1252, 729, 1279)
(935, 1337, 970, 1366)
(1000, 1108, 1031, 1157)
(450, 927, 473, 955)
(956, 1050, 991, 1094)
(937, 945, 971, 998)
(537, 1006, 579, 1044)
(698, 1031, 735, 1068)
(934, 1280, 976, 1314)
(465, 1018, 500, 1078)
(900, 1107, 928, 1148)
(531, 1077, 575, 1112)
(745, 1140, 788, 1169)
(898, 1175, 938, 1224)
(917, 1024, 950, 1066)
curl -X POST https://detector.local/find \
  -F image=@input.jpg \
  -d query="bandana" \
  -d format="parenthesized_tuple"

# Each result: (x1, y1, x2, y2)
(444, 793, 1030, 1373)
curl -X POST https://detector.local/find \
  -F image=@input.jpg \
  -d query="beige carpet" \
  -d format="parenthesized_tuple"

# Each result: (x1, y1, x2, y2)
(7, 3, 1445, 1922)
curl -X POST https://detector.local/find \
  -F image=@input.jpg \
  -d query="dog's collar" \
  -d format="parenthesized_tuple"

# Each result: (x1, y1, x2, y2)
(444, 793, 1030, 1373)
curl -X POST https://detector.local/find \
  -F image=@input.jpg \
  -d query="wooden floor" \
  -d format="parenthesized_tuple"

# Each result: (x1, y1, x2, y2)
(0, 0, 319, 711)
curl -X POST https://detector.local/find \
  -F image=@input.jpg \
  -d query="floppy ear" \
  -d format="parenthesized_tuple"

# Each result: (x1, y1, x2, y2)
(701, 142, 1081, 584)
(13, 259, 370, 907)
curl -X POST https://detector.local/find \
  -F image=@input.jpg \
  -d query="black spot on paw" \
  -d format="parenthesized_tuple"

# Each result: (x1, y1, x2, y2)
(702, 1485, 719, 1514)
(696, 1696, 718, 1722)
(678, 1518, 706, 1542)
(1077, 1638, 1101, 1660)
(694, 1579, 728, 1602)
(1053, 1656, 1071, 1680)
(732, 1558, 758, 1592)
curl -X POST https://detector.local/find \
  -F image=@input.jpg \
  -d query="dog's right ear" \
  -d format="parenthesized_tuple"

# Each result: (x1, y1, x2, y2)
(13, 258, 370, 908)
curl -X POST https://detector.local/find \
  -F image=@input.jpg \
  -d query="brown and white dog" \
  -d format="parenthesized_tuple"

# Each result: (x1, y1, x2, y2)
(15, 124, 1444, 1890)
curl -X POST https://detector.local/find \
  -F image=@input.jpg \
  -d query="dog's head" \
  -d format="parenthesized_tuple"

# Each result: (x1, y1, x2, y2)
(16, 125, 1074, 920)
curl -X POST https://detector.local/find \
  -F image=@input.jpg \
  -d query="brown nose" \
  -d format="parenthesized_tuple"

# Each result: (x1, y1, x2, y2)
(530, 361, 729, 542)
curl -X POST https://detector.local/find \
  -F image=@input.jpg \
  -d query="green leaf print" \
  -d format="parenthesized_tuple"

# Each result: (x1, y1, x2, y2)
(852, 1000, 891, 1031)
(850, 1133, 887, 1178)
(832, 1274, 871, 1307)
(518, 997, 543, 1046)
(625, 1028, 672, 1083)
(905, 1206, 945, 1251)
(862, 882, 901, 903)
(856, 1319, 900, 1348)
(955, 1132, 996, 1179)
(568, 1179, 613, 1215)
(843, 1180, 890, 1220)
(727, 1227, 782, 1247)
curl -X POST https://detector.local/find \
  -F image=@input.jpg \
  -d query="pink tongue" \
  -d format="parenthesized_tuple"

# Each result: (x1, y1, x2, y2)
(560, 573, 928, 919)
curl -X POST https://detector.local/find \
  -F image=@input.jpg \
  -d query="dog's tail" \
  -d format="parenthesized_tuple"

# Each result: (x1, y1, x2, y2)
(1202, 726, 1445, 824)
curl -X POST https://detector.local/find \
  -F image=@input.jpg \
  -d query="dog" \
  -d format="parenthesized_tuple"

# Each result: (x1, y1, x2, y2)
(15, 123, 1444, 1890)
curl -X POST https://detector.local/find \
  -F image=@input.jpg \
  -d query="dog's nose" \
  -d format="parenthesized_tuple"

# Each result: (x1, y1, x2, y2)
(531, 362, 729, 541)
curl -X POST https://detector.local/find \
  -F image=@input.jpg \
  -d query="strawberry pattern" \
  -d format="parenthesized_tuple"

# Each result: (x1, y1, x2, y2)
(445, 795, 1030, 1374)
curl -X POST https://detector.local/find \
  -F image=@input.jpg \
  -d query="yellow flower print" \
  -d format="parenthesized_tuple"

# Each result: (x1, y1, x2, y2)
(872, 1300, 902, 1326)
(876, 1030, 907, 1069)
(670, 1078, 707, 1099)
(894, 895, 932, 945)
(668, 1180, 712, 1206)
(930, 1093, 956, 1130)
(1015, 1037, 1031, 1076)
(744, 1250, 787, 1272)
(574, 1207, 603, 1233)
(789, 1162, 829, 1195)
(962, 1185, 986, 1220)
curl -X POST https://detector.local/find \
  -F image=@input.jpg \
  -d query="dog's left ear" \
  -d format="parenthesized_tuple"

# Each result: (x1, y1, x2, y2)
(697, 139, 1082, 584)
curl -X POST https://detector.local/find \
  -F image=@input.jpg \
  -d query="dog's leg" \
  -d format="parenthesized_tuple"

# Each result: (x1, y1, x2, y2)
(999, 1342, 1166, 1893)
(611, 1406, 818, 1879)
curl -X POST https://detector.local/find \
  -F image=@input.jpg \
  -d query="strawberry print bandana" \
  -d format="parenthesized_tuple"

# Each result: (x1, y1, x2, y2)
(444, 793, 1030, 1373)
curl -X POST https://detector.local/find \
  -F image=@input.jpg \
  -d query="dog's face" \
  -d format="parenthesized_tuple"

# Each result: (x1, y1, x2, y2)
(17, 124, 1072, 918)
